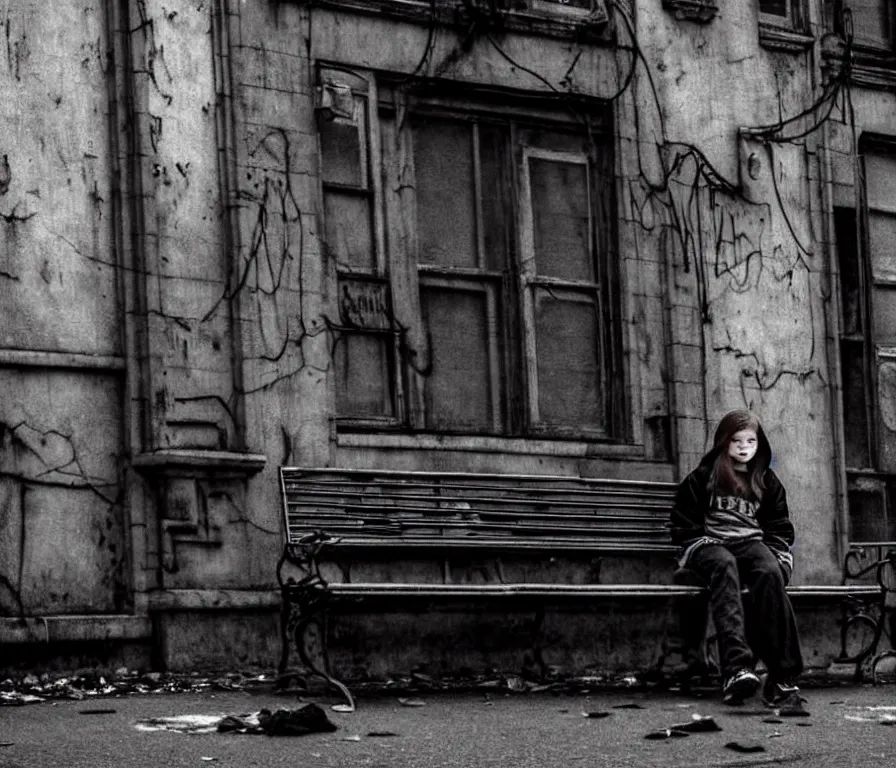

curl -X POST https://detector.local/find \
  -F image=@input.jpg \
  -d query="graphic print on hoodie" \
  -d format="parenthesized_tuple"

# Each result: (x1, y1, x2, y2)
(704, 493, 763, 542)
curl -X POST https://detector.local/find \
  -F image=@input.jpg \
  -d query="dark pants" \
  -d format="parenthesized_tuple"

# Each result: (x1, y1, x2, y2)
(684, 539, 803, 681)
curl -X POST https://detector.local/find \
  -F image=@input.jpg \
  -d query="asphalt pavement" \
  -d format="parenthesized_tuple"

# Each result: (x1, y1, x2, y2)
(2, 681, 895, 768)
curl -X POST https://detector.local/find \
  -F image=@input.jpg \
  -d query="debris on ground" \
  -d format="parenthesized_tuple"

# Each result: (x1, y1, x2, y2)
(724, 741, 765, 753)
(0, 692, 44, 706)
(644, 728, 689, 740)
(775, 693, 811, 718)
(0, 670, 273, 705)
(135, 715, 223, 734)
(843, 704, 896, 725)
(668, 714, 721, 733)
(136, 703, 338, 737)
(642, 713, 721, 739)
(397, 697, 426, 707)
(218, 704, 338, 736)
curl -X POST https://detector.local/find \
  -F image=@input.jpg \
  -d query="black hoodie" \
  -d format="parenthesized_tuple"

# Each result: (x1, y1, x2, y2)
(670, 431, 795, 572)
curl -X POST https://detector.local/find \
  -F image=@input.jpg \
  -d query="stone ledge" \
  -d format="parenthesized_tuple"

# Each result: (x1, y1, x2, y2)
(759, 25, 814, 54)
(132, 449, 267, 476)
(0, 348, 126, 371)
(0, 615, 152, 644)
(147, 589, 281, 611)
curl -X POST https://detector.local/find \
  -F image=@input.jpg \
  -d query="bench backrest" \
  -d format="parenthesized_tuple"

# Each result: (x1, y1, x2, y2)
(280, 468, 678, 554)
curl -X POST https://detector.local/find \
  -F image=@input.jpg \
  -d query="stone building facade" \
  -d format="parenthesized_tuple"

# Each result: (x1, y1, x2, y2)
(0, 0, 894, 674)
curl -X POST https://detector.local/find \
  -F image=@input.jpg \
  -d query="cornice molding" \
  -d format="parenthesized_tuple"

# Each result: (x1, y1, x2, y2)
(758, 25, 814, 54)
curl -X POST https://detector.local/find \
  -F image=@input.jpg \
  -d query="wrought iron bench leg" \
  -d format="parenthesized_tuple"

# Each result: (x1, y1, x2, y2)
(278, 598, 293, 677)
(294, 612, 356, 712)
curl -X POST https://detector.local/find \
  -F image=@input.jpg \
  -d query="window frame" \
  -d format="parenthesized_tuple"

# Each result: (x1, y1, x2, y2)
(758, 0, 809, 32)
(319, 66, 621, 441)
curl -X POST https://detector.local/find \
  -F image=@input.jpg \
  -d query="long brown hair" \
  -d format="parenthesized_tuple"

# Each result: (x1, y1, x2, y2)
(708, 410, 772, 500)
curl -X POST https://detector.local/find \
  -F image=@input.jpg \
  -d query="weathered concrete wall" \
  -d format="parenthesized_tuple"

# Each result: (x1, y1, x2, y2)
(3, 0, 893, 676)
(0, 1, 128, 624)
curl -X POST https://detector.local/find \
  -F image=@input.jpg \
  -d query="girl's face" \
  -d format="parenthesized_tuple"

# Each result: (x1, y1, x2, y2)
(728, 428, 758, 464)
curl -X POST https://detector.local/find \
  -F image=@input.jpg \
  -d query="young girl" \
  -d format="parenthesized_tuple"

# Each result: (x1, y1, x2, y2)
(671, 409, 803, 706)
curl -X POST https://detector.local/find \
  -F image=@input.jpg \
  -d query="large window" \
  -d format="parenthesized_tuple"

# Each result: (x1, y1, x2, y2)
(836, 135, 896, 542)
(318, 67, 622, 439)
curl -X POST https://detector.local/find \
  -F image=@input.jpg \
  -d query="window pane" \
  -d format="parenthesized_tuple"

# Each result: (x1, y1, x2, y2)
(848, 486, 887, 541)
(841, 339, 870, 469)
(847, 0, 891, 44)
(871, 287, 896, 344)
(320, 116, 365, 188)
(759, 0, 788, 17)
(414, 118, 477, 268)
(530, 157, 593, 281)
(421, 286, 494, 432)
(335, 333, 393, 419)
(324, 191, 374, 270)
(834, 208, 862, 336)
(878, 355, 896, 474)
(534, 289, 603, 430)
(865, 153, 896, 212)
(479, 124, 511, 272)
(869, 212, 896, 283)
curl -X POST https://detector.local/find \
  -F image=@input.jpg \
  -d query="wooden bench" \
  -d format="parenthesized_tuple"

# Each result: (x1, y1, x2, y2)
(276, 467, 882, 708)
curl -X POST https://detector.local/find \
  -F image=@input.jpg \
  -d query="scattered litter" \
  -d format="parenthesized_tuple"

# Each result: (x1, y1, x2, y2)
(504, 676, 527, 692)
(613, 703, 645, 709)
(725, 742, 765, 753)
(218, 705, 338, 736)
(583, 711, 611, 719)
(397, 697, 426, 707)
(331, 704, 354, 713)
(366, 731, 398, 737)
(136, 715, 222, 734)
(668, 715, 721, 733)
(1, 693, 45, 706)
(776, 695, 810, 718)
(137, 704, 337, 737)
(644, 728, 688, 740)
(79, 708, 117, 715)
(341, 734, 362, 742)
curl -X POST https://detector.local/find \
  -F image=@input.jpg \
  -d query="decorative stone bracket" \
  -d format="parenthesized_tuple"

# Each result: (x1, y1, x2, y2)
(662, 0, 718, 23)
(133, 449, 267, 576)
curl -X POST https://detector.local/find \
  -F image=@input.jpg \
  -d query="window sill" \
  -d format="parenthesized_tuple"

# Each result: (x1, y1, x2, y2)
(304, 0, 611, 42)
(758, 25, 813, 54)
(337, 430, 647, 458)
(661, 0, 719, 24)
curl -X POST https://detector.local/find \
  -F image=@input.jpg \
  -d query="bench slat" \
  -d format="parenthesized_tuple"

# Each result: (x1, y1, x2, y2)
(281, 467, 678, 555)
